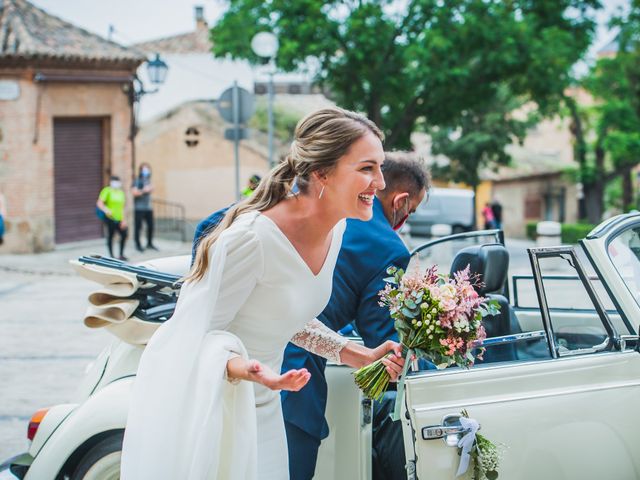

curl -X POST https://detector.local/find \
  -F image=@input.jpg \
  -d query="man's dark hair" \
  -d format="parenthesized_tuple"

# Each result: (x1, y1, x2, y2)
(380, 151, 431, 197)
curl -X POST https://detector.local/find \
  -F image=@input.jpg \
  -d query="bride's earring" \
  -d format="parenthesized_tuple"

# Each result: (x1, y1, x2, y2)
(318, 185, 325, 199)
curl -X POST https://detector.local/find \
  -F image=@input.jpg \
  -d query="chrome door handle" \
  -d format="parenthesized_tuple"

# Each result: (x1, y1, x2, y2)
(422, 414, 480, 446)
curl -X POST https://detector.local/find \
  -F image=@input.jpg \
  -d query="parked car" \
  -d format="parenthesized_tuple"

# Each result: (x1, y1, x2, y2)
(407, 187, 475, 236)
(2, 213, 639, 480)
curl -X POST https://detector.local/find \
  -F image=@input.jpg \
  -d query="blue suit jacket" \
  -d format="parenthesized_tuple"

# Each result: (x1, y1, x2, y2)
(191, 198, 410, 441)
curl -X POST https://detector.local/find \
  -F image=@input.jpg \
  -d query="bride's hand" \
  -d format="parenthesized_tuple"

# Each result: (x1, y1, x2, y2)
(370, 340, 405, 382)
(246, 360, 311, 391)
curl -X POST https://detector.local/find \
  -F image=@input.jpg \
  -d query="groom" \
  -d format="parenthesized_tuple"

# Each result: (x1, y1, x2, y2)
(192, 152, 430, 480)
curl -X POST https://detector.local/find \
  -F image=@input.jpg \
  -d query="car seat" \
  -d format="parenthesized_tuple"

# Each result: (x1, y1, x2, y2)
(449, 244, 520, 363)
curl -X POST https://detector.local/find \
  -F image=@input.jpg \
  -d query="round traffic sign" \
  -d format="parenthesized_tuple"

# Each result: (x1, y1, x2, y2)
(217, 86, 255, 124)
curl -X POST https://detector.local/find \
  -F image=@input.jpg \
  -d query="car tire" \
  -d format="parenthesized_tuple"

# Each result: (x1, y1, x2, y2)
(71, 433, 123, 480)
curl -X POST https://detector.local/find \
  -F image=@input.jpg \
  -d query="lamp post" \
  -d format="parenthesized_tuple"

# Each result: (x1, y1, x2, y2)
(126, 52, 168, 177)
(251, 32, 279, 169)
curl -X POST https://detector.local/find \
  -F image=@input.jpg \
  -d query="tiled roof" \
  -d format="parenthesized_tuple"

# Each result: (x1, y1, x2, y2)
(0, 0, 144, 64)
(134, 27, 212, 54)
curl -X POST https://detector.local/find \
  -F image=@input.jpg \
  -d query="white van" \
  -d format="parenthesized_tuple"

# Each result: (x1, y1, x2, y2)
(408, 187, 475, 236)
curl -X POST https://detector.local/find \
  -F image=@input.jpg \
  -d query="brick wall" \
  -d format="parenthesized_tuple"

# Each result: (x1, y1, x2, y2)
(0, 68, 134, 252)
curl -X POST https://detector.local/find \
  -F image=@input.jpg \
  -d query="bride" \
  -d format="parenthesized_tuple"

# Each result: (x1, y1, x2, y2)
(120, 107, 404, 479)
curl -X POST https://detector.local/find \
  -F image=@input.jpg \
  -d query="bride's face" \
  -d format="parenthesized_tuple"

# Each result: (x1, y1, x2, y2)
(322, 131, 385, 221)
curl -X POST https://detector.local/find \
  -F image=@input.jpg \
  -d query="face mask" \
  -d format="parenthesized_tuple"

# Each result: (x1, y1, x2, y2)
(392, 198, 410, 231)
(141, 168, 151, 177)
(110, 180, 122, 189)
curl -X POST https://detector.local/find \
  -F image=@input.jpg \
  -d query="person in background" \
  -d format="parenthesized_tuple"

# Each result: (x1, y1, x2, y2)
(491, 199, 503, 230)
(96, 175, 128, 260)
(242, 174, 262, 198)
(482, 202, 496, 230)
(132, 162, 157, 252)
(0, 191, 6, 245)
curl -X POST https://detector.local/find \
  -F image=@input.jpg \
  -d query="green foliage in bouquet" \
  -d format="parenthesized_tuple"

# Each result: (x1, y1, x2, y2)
(354, 265, 500, 402)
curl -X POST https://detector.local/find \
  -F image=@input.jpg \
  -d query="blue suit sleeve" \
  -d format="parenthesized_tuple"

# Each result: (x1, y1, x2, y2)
(191, 207, 231, 264)
(354, 254, 410, 348)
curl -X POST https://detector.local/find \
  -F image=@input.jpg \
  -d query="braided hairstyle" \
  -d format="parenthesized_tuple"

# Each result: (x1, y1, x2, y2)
(187, 107, 383, 282)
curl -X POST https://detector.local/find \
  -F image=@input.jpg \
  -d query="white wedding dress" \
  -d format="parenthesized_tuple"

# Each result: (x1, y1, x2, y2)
(121, 211, 347, 479)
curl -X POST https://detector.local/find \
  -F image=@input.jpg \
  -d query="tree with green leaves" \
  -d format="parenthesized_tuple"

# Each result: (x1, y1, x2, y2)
(429, 85, 537, 194)
(211, 0, 600, 152)
(567, 1, 640, 222)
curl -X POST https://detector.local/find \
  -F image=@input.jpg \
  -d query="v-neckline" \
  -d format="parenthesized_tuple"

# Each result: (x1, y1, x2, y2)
(258, 213, 337, 277)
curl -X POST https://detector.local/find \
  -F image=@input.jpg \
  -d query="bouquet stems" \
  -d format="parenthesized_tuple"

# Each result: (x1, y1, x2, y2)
(353, 346, 410, 402)
(353, 353, 393, 401)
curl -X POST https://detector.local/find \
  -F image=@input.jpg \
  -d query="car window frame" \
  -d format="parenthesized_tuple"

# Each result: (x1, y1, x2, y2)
(528, 246, 618, 358)
(605, 226, 640, 311)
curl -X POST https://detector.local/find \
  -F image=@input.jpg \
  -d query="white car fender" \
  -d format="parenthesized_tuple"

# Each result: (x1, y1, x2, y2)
(29, 404, 77, 458)
(25, 377, 133, 480)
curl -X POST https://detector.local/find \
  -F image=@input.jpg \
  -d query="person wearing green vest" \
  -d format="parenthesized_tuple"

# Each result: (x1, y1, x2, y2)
(96, 175, 129, 260)
(241, 174, 262, 198)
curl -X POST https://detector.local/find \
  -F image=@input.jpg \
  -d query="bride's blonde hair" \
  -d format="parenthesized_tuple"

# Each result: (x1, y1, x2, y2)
(187, 107, 383, 283)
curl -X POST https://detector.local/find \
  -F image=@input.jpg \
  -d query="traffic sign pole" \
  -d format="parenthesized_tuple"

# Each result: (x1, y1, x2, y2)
(232, 82, 241, 201)
(217, 83, 255, 201)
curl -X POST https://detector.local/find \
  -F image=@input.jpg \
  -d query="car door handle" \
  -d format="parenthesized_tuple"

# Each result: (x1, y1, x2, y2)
(422, 414, 481, 446)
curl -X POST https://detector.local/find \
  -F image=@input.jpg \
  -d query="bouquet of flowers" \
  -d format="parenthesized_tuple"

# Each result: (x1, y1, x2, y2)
(353, 264, 499, 402)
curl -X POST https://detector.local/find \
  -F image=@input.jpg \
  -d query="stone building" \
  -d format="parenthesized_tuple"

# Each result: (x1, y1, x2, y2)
(0, 0, 144, 252)
(135, 94, 334, 223)
(483, 113, 579, 238)
(133, 6, 328, 223)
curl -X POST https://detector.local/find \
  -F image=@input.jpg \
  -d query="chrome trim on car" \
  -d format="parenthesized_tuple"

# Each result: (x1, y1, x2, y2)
(411, 378, 640, 414)
(410, 229, 504, 256)
(557, 337, 609, 357)
(586, 212, 640, 240)
(406, 349, 638, 379)
(479, 330, 546, 347)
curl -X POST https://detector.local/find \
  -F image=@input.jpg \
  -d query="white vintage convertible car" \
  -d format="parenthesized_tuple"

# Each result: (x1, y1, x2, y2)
(1, 213, 639, 480)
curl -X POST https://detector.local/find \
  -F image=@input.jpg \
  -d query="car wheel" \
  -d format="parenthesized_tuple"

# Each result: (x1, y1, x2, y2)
(71, 433, 122, 480)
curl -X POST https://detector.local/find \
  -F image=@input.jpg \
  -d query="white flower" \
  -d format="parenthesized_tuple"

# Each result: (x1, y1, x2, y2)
(417, 321, 423, 327)
(420, 302, 429, 310)
(457, 317, 469, 329)
(439, 283, 456, 301)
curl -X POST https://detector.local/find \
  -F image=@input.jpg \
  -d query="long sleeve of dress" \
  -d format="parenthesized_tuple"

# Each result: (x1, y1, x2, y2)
(290, 318, 349, 363)
(122, 215, 264, 480)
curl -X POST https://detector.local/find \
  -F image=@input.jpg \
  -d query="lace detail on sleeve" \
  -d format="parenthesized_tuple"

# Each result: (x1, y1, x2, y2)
(290, 319, 349, 364)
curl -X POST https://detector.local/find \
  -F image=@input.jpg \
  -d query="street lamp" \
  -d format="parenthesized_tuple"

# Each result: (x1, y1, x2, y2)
(126, 52, 169, 177)
(146, 53, 169, 86)
(251, 32, 279, 169)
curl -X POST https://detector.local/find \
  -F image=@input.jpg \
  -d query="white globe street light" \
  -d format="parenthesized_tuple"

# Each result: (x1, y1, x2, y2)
(251, 32, 279, 169)
(251, 32, 279, 58)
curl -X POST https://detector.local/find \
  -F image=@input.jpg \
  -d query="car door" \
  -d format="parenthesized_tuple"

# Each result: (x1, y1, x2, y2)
(401, 242, 640, 480)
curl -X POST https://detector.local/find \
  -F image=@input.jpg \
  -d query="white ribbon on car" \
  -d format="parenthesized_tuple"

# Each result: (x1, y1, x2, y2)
(456, 416, 480, 477)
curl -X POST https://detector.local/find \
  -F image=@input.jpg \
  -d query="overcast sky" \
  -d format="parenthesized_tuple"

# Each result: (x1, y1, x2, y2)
(32, 0, 629, 59)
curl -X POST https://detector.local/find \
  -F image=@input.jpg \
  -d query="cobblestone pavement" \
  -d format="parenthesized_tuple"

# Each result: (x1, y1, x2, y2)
(0, 238, 191, 460)
(0, 234, 538, 461)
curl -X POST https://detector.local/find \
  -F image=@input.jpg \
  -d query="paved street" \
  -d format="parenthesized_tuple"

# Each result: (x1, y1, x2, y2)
(0, 234, 537, 461)
(0, 238, 191, 460)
